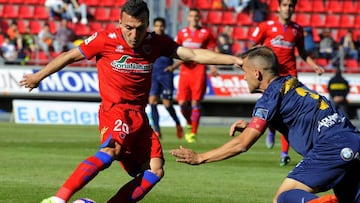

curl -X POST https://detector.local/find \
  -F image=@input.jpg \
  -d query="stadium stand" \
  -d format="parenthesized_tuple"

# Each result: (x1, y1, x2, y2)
(0, 0, 359, 72)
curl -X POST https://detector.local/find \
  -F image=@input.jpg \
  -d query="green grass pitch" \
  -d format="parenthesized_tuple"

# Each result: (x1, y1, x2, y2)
(0, 122, 332, 203)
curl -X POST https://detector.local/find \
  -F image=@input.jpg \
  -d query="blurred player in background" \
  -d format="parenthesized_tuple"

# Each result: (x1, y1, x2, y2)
(20, 1, 242, 203)
(175, 8, 218, 143)
(249, 0, 325, 166)
(149, 17, 183, 139)
(171, 46, 359, 203)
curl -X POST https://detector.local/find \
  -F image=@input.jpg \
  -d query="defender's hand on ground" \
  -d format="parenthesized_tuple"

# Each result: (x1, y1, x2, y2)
(170, 146, 201, 165)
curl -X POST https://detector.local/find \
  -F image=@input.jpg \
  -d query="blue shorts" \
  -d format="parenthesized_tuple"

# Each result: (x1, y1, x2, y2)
(288, 131, 360, 202)
(149, 73, 174, 100)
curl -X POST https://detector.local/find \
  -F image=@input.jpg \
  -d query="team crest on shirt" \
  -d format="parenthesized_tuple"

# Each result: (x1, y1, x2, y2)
(254, 108, 269, 120)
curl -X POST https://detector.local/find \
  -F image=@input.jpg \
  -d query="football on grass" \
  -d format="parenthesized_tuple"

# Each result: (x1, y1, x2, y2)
(72, 198, 96, 203)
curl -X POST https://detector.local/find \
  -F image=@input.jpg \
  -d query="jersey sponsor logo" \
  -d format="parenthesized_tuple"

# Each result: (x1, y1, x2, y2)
(84, 32, 98, 45)
(340, 147, 354, 161)
(270, 35, 295, 49)
(317, 113, 345, 132)
(254, 107, 269, 120)
(111, 55, 152, 73)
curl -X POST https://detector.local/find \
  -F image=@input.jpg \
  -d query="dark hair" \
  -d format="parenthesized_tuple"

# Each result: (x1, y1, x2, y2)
(121, 0, 149, 19)
(241, 46, 279, 75)
(278, 0, 297, 6)
(189, 8, 200, 14)
(153, 17, 166, 26)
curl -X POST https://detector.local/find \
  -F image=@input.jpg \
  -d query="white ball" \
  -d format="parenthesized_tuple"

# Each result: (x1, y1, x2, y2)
(72, 198, 96, 203)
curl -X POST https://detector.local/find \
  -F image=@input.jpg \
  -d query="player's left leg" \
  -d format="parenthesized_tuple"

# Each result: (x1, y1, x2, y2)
(108, 158, 164, 203)
(277, 189, 337, 203)
(108, 129, 164, 202)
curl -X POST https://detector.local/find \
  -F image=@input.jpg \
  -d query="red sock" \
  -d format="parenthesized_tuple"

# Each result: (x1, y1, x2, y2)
(108, 171, 160, 203)
(56, 151, 112, 201)
(180, 105, 192, 125)
(280, 134, 289, 153)
(191, 106, 201, 134)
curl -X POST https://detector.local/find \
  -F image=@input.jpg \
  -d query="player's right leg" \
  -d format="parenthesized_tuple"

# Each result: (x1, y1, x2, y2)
(280, 134, 290, 166)
(41, 148, 114, 203)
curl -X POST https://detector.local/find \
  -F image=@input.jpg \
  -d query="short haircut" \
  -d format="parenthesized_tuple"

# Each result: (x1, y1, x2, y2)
(153, 17, 166, 26)
(241, 46, 279, 75)
(121, 0, 149, 19)
(278, 0, 297, 6)
(189, 8, 200, 14)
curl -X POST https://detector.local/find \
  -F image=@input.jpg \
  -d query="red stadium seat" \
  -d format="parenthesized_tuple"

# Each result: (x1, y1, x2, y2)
(194, 0, 212, 10)
(324, 14, 339, 28)
(16, 20, 27, 34)
(339, 15, 353, 29)
(268, 0, 278, 12)
(33, 6, 49, 19)
(353, 15, 360, 29)
(311, 0, 325, 13)
(309, 14, 325, 28)
(74, 24, 91, 36)
(342, 1, 356, 14)
(29, 21, 42, 34)
(94, 7, 110, 21)
(18, 5, 33, 19)
(89, 22, 102, 32)
(232, 27, 248, 41)
(221, 11, 236, 25)
(206, 11, 222, 25)
(82, 0, 99, 6)
(344, 59, 359, 73)
(109, 8, 121, 22)
(104, 23, 117, 30)
(236, 12, 253, 26)
(294, 13, 310, 28)
(2, 5, 18, 18)
(296, 0, 311, 13)
(325, 0, 342, 14)
(336, 29, 348, 42)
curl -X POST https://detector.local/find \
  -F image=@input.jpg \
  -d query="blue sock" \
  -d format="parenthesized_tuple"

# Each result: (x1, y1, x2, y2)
(277, 189, 318, 203)
(150, 104, 160, 132)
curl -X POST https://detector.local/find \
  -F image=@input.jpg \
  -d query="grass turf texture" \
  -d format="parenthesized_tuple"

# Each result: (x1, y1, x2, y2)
(1, 122, 332, 203)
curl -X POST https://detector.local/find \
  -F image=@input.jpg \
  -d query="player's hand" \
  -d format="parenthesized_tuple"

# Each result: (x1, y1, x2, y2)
(170, 146, 201, 165)
(233, 57, 243, 69)
(229, 119, 248, 136)
(314, 65, 325, 75)
(164, 65, 174, 73)
(209, 65, 218, 77)
(19, 73, 41, 92)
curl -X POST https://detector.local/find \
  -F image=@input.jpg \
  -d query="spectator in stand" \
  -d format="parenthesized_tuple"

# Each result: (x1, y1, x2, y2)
(339, 29, 358, 61)
(45, 0, 69, 21)
(64, 0, 88, 24)
(249, 0, 324, 167)
(6, 20, 23, 51)
(37, 23, 54, 58)
(53, 19, 76, 52)
(1, 35, 18, 63)
(215, 33, 233, 55)
(318, 28, 338, 68)
(224, 0, 251, 13)
(327, 67, 350, 117)
(303, 27, 318, 58)
(354, 34, 360, 60)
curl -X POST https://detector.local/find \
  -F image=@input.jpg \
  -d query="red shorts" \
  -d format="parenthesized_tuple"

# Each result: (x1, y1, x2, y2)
(98, 103, 163, 176)
(177, 65, 207, 101)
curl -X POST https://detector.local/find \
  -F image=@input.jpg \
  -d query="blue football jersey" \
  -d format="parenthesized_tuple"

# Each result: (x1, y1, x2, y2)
(253, 76, 358, 156)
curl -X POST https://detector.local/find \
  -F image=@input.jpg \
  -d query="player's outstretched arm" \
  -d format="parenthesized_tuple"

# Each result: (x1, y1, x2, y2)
(174, 46, 242, 67)
(170, 127, 262, 165)
(19, 48, 85, 92)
